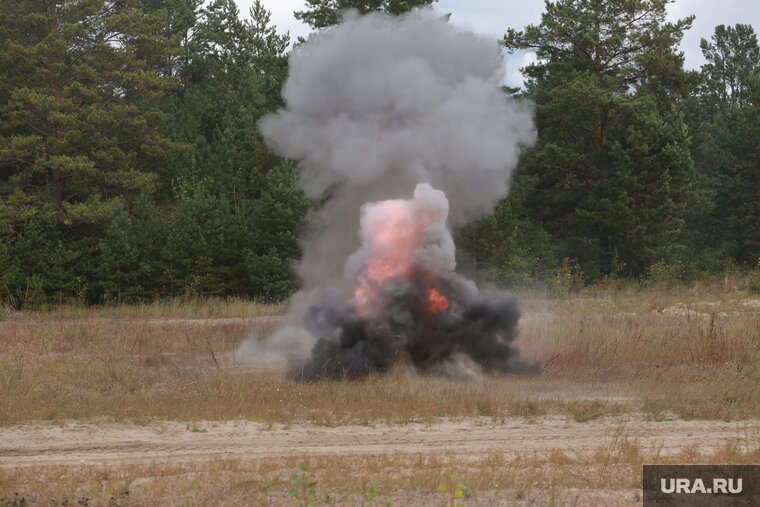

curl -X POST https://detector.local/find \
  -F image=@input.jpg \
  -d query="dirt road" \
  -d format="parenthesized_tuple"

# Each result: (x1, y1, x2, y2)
(1, 416, 756, 469)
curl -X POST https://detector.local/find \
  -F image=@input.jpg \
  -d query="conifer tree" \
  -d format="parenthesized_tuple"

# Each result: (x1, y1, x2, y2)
(503, 0, 697, 278)
(295, 0, 437, 29)
(0, 0, 178, 302)
(689, 24, 760, 266)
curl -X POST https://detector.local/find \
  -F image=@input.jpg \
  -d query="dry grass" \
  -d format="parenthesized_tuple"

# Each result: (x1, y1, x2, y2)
(0, 285, 758, 425)
(1, 284, 758, 504)
(2, 433, 758, 505)
(1, 296, 285, 321)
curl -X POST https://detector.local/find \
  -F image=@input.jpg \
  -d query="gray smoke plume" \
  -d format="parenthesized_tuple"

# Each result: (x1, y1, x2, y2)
(234, 9, 538, 379)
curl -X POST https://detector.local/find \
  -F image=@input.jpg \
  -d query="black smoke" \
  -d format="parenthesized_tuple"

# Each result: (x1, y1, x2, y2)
(288, 273, 539, 380)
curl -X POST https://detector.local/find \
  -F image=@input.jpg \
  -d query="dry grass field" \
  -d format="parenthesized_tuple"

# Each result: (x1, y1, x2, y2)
(1, 282, 758, 505)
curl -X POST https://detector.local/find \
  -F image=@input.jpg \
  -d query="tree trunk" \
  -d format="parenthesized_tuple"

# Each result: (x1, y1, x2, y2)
(592, 37, 606, 180)
(48, 1, 63, 209)
(592, 105, 605, 153)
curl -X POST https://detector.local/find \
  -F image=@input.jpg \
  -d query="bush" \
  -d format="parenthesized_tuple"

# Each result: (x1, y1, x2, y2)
(647, 260, 685, 287)
(546, 258, 584, 298)
(457, 196, 558, 287)
(749, 259, 760, 294)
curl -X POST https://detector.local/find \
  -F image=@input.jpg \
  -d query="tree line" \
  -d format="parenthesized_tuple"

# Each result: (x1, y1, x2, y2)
(0, 0, 758, 307)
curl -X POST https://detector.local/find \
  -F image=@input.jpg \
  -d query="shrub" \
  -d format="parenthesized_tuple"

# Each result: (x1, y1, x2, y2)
(546, 258, 584, 298)
(749, 259, 760, 294)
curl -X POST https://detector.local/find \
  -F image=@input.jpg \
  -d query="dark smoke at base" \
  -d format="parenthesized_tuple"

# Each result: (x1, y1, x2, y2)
(288, 277, 539, 381)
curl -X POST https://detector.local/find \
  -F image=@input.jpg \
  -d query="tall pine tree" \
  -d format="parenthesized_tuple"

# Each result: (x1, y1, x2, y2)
(162, 0, 307, 299)
(503, 0, 697, 279)
(0, 0, 178, 303)
(688, 24, 760, 267)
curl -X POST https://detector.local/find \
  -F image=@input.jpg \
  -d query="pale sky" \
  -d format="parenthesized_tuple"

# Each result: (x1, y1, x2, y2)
(236, 0, 760, 87)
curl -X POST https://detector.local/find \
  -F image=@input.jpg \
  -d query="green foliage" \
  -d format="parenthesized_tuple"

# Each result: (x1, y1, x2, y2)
(0, 0, 177, 305)
(457, 180, 558, 286)
(288, 465, 318, 507)
(749, 259, 760, 295)
(687, 24, 760, 268)
(0, 204, 77, 306)
(0, 0, 756, 304)
(93, 198, 167, 302)
(0, 0, 178, 210)
(0, 0, 305, 306)
(356, 487, 380, 505)
(504, 0, 697, 280)
(295, 0, 438, 29)
(436, 476, 467, 506)
(647, 260, 685, 287)
(700, 24, 760, 111)
(546, 258, 585, 298)
(163, 0, 306, 301)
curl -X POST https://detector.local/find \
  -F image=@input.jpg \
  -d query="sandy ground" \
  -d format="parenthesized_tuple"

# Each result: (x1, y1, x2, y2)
(1, 416, 757, 469)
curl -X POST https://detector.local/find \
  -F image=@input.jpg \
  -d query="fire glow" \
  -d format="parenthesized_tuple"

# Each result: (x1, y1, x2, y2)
(425, 288, 450, 314)
(352, 193, 449, 319)
(281, 184, 539, 380)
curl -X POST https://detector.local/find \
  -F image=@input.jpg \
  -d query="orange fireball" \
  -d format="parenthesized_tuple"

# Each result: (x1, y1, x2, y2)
(351, 184, 453, 320)
(354, 199, 428, 318)
(425, 288, 450, 314)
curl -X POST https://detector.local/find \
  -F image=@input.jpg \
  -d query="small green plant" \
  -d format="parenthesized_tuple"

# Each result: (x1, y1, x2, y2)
(437, 476, 467, 507)
(288, 464, 317, 507)
(186, 423, 207, 433)
(721, 391, 741, 407)
(748, 258, 760, 294)
(356, 486, 381, 507)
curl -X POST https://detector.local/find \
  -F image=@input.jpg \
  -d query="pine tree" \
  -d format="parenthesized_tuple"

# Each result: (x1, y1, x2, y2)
(503, 0, 697, 279)
(0, 0, 179, 303)
(294, 0, 437, 29)
(700, 24, 760, 112)
(164, 0, 307, 299)
(0, 0, 177, 211)
(688, 24, 760, 266)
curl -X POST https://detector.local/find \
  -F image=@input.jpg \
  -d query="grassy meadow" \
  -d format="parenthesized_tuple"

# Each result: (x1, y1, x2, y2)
(1, 282, 758, 425)
(1, 280, 759, 505)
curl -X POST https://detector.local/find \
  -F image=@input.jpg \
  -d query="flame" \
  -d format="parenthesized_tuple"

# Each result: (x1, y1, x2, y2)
(352, 185, 454, 319)
(425, 288, 450, 314)
(353, 199, 431, 318)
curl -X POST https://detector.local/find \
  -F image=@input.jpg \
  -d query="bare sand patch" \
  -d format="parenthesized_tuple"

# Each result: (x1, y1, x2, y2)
(1, 416, 756, 468)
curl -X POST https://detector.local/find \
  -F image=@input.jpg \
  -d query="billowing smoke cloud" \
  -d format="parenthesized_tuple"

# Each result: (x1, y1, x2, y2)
(234, 9, 538, 379)
(288, 183, 538, 379)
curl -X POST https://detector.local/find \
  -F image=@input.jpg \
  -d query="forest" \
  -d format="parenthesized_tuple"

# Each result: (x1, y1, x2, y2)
(1, 0, 759, 306)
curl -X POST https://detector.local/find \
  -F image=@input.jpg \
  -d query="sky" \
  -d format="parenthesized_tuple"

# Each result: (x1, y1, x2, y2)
(236, 0, 760, 87)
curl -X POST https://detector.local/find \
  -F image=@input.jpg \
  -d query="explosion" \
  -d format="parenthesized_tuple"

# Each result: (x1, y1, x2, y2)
(233, 10, 539, 380)
(287, 183, 539, 380)
(352, 185, 448, 320)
